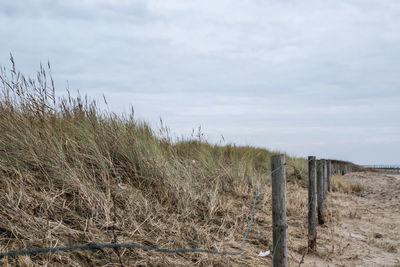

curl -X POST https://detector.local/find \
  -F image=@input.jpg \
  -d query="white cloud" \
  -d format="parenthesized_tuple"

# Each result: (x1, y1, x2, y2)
(0, 0, 399, 164)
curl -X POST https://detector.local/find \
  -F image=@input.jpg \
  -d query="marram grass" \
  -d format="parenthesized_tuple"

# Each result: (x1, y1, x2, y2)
(0, 59, 309, 266)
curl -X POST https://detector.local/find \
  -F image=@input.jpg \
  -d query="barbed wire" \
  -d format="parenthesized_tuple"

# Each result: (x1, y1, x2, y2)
(239, 163, 284, 251)
(286, 158, 311, 179)
(296, 192, 314, 267)
(287, 159, 317, 267)
(0, 243, 237, 258)
(288, 158, 319, 267)
(270, 159, 312, 267)
(0, 164, 286, 259)
(297, 247, 308, 267)
(286, 159, 313, 226)
(1, 158, 320, 266)
(271, 224, 288, 267)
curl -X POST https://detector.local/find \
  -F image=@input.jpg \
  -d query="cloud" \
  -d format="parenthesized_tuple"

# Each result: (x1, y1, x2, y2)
(0, 0, 399, 164)
(1, 1, 152, 22)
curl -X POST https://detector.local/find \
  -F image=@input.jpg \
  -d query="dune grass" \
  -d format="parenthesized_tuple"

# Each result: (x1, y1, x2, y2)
(330, 175, 364, 194)
(0, 58, 309, 266)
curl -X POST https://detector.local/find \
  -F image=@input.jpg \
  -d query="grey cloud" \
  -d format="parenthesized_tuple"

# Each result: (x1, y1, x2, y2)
(0, 0, 399, 164)
(0, 1, 152, 22)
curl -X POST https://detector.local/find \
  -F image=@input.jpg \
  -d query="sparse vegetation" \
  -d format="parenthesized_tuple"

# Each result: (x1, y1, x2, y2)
(331, 175, 364, 194)
(0, 58, 311, 266)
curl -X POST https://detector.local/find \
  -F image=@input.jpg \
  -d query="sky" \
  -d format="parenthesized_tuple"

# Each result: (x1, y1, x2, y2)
(1, 0, 399, 165)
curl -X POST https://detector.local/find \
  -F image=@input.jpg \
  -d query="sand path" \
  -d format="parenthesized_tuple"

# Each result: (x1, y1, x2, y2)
(302, 171, 400, 266)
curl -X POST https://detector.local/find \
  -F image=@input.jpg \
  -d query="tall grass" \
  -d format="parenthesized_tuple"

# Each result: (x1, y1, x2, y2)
(0, 58, 307, 266)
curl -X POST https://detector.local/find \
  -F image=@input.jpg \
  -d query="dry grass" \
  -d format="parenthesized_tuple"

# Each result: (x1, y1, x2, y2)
(0, 58, 310, 266)
(330, 175, 364, 194)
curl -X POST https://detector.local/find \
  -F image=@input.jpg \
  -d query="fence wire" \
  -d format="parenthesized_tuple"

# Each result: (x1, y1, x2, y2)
(288, 158, 320, 267)
(1, 158, 319, 266)
(271, 159, 312, 267)
(0, 164, 286, 259)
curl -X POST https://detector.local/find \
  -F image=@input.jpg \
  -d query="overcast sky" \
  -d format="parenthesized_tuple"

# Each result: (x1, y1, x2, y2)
(1, 0, 399, 165)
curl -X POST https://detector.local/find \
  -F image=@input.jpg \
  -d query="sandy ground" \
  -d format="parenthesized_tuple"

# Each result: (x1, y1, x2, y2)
(301, 171, 400, 267)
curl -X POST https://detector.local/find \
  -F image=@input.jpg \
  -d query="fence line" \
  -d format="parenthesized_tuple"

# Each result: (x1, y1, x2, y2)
(362, 164, 400, 169)
(0, 157, 347, 266)
(274, 158, 336, 267)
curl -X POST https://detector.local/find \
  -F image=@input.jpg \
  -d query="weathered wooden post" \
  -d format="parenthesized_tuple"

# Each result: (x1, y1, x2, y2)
(308, 156, 317, 250)
(322, 159, 327, 198)
(333, 162, 336, 175)
(271, 154, 287, 267)
(327, 160, 332, 192)
(333, 162, 337, 174)
(317, 160, 325, 225)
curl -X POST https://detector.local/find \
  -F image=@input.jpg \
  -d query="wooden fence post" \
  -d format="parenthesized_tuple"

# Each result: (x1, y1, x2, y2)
(327, 160, 332, 192)
(308, 156, 317, 250)
(322, 159, 327, 198)
(317, 160, 325, 225)
(272, 154, 287, 267)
